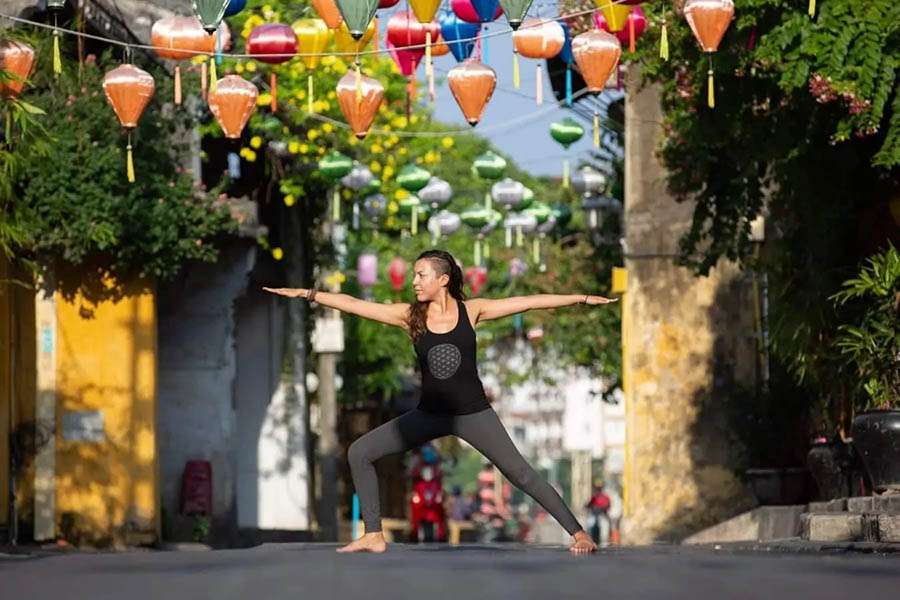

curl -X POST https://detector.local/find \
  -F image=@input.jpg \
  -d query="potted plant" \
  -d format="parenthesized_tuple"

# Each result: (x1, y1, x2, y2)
(832, 244, 900, 494)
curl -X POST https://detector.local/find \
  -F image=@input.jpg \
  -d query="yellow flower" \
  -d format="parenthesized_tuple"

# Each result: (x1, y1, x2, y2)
(391, 116, 407, 129)
(317, 146, 326, 155)
(289, 141, 301, 154)
(245, 61, 257, 73)
(388, 201, 399, 214)
(371, 144, 383, 154)
(398, 147, 407, 156)
(250, 136, 263, 149)
(322, 123, 334, 133)
(322, 55, 337, 66)
(271, 247, 284, 261)
(257, 93, 272, 106)
(369, 161, 381, 173)
(442, 136, 454, 149)
(307, 129, 320, 140)
(394, 189, 408, 200)
(284, 195, 296, 207)
(313, 100, 329, 112)
(235, 63, 245, 74)
(383, 165, 395, 179)
(327, 91, 336, 99)
(300, 143, 310, 154)
(239, 147, 257, 162)
(410, 115, 419, 125)
(348, 135, 359, 146)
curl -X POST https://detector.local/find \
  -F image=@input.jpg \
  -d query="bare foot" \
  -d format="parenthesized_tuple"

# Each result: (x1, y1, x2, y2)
(336, 532, 388, 554)
(569, 530, 598, 555)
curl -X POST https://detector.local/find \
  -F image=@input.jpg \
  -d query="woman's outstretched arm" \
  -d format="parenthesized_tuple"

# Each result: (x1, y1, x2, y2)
(263, 287, 409, 329)
(468, 294, 617, 324)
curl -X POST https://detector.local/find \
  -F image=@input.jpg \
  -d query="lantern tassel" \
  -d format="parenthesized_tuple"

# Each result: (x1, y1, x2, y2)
(535, 64, 543, 106)
(474, 239, 482, 267)
(483, 28, 489, 63)
(513, 50, 520, 89)
(411, 207, 419, 235)
(353, 202, 360, 231)
(308, 74, 314, 113)
(374, 17, 380, 51)
(271, 72, 278, 112)
(201, 61, 208, 99)
(174, 65, 182, 105)
(355, 61, 362, 103)
(210, 59, 218, 93)
(563, 159, 570, 189)
(809, 0, 816, 18)
(660, 18, 669, 60)
(516, 225, 524, 247)
(333, 187, 340, 221)
(505, 226, 512, 248)
(566, 66, 572, 106)
(425, 29, 432, 79)
(484, 239, 491, 260)
(126, 133, 135, 184)
(532, 238, 540, 264)
(593, 110, 600, 148)
(52, 27, 62, 77)
(707, 67, 715, 109)
(629, 14, 636, 53)
(484, 191, 491, 211)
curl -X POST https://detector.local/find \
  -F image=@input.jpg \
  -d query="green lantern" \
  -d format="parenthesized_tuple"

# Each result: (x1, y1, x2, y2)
(398, 195, 430, 235)
(551, 203, 573, 229)
(550, 117, 585, 189)
(473, 151, 507, 211)
(192, 0, 230, 33)
(319, 151, 354, 220)
(362, 177, 381, 197)
(521, 185, 535, 210)
(498, 0, 536, 31)
(335, 0, 379, 41)
(397, 164, 432, 193)
(461, 206, 502, 266)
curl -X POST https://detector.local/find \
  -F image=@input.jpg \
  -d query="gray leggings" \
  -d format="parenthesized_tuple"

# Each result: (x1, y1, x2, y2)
(347, 406, 582, 536)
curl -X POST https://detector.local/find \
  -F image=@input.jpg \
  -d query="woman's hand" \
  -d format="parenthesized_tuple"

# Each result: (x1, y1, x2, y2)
(262, 287, 306, 299)
(585, 295, 618, 305)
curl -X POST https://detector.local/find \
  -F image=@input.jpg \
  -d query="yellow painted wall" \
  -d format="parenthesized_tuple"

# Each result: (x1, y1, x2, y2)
(0, 257, 37, 530)
(53, 279, 159, 545)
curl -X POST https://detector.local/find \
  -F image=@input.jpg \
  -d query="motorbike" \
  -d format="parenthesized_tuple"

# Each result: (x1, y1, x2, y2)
(409, 447, 448, 543)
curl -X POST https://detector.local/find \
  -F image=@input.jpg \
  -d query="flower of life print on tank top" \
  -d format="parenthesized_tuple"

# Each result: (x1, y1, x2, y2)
(426, 343, 462, 379)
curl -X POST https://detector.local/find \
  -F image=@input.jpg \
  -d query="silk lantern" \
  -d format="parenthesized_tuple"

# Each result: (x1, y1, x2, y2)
(248, 24, 297, 112)
(319, 151, 354, 220)
(337, 70, 384, 140)
(293, 18, 331, 113)
(440, 9, 479, 62)
(225, 0, 248, 17)
(314, 0, 344, 29)
(427, 210, 462, 245)
(151, 16, 215, 104)
(549, 117, 585, 188)
(334, 19, 376, 55)
(192, 0, 231, 33)
(387, 11, 438, 116)
(571, 166, 607, 197)
(512, 18, 565, 104)
(595, 5, 646, 53)
(447, 60, 497, 127)
(357, 252, 378, 291)
(397, 164, 432, 234)
(572, 29, 621, 145)
(473, 150, 506, 212)
(0, 40, 35, 99)
(461, 206, 502, 265)
(336, 0, 378, 40)
(342, 164, 374, 229)
(363, 193, 388, 223)
(452, 0, 502, 24)
(419, 177, 453, 211)
(504, 212, 537, 248)
(380, 0, 401, 7)
(683, 0, 734, 109)
(388, 257, 408, 292)
(409, 0, 447, 92)
(558, 20, 577, 106)
(595, 0, 631, 33)
(522, 201, 553, 265)
(491, 178, 526, 212)
(208, 75, 258, 140)
(465, 266, 488, 296)
(103, 64, 155, 183)
(398, 196, 429, 235)
(497, 0, 534, 31)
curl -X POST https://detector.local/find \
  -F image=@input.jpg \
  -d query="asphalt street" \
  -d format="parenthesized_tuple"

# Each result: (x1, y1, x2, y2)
(3, 543, 899, 600)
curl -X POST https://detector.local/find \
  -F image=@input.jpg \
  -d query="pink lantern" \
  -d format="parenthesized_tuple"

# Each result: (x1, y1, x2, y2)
(451, 0, 502, 24)
(388, 256, 408, 292)
(465, 266, 488, 296)
(594, 5, 646, 52)
(357, 253, 378, 288)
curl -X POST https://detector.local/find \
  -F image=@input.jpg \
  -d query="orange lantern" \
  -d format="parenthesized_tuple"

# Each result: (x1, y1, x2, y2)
(312, 0, 344, 29)
(151, 16, 215, 104)
(572, 30, 621, 147)
(447, 60, 497, 126)
(0, 39, 36, 98)
(431, 35, 450, 58)
(336, 71, 384, 139)
(512, 17, 565, 105)
(103, 64, 156, 183)
(683, 0, 734, 108)
(208, 75, 258, 139)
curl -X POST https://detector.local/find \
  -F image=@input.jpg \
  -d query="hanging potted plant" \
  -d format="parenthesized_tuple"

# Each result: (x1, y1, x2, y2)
(832, 244, 900, 495)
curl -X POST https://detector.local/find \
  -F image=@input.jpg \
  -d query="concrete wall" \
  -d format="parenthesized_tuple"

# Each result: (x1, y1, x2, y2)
(621, 72, 757, 544)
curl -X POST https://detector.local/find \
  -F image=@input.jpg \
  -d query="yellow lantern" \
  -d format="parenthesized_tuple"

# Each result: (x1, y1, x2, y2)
(333, 19, 376, 55)
(595, 0, 631, 33)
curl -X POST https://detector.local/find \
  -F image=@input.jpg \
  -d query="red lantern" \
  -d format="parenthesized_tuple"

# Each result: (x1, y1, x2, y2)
(387, 11, 439, 116)
(388, 257, 409, 292)
(595, 5, 646, 53)
(379, 0, 401, 7)
(248, 23, 298, 112)
(465, 266, 488, 296)
(0, 40, 35, 98)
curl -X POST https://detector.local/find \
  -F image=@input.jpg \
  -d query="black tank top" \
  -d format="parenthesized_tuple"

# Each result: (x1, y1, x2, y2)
(413, 300, 490, 415)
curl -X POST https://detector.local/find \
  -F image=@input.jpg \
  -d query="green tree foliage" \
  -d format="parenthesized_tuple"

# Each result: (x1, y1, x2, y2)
(2, 32, 236, 297)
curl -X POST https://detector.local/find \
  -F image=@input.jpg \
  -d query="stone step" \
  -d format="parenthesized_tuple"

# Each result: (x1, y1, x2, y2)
(847, 495, 900, 514)
(801, 512, 900, 543)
